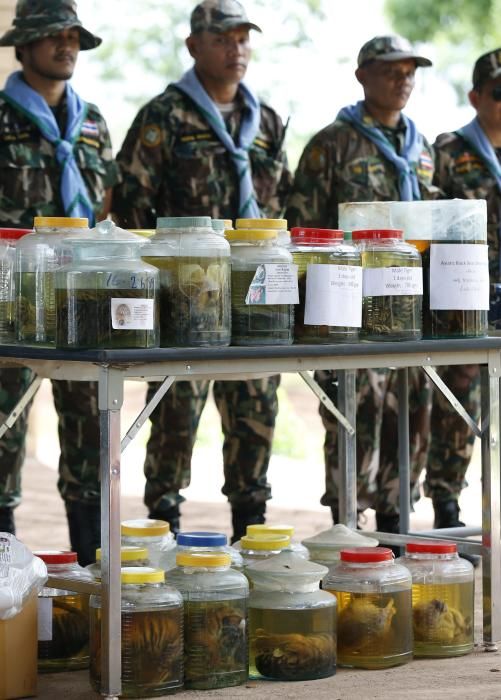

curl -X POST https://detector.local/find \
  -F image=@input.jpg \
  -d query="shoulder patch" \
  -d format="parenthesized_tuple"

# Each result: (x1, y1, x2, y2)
(140, 124, 162, 148)
(305, 145, 326, 172)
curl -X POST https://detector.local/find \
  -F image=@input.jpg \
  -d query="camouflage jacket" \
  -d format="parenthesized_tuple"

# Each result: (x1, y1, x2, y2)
(0, 90, 118, 228)
(112, 84, 292, 228)
(434, 131, 501, 280)
(286, 105, 438, 228)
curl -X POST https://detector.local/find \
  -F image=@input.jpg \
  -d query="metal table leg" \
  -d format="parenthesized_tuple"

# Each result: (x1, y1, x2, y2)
(398, 368, 411, 535)
(337, 369, 357, 529)
(98, 366, 124, 698)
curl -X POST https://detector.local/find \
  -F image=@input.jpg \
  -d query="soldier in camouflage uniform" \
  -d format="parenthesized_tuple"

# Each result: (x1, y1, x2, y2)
(0, 0, 119, 565)
(427, 49, 501, 529)
(113, 0, 291, 542)
(286, 35, 436, 532)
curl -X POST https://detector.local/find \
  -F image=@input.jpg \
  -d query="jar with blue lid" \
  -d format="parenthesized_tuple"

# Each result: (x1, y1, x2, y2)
(162, 531, 243, 571)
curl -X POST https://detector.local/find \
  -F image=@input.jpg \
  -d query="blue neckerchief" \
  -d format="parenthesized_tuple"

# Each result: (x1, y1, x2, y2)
(457, 117, 501, 193)
(174, 67, 261, 218)
(0, 71, 95, 224)
(337, 100, 423, 201)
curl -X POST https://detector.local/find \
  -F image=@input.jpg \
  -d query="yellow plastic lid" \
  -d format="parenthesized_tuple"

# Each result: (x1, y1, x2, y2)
(236, 218, 287, 230)
(247, 524, 295, 538)
(226, 229, 278, 242)
(222, 219, 233, 229)
(129, 229, 155, 238)
(121, 519, 170, 537)
(33, 217, 88, 229)
(240, 534, 290, 551)
(176, 552, 231, 568)
(95, 546, 148, 562)
(121, 566, 165, 584)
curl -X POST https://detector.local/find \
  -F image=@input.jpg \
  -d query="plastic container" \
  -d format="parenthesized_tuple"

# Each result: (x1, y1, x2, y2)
(55, 221, 158, 349)
(353, 229, 422, 341)
(16, 217, 88, 345)
(167, 552, 249, 690)
(246, 552, 336, 681)
(323, 547, 412, 669)
(227, 226, 295, 345)
(236, 218, 290, 246)
(35, 550, 91, 672)
(174, 531, 244, 571)
(0, 228, 31, 343)
(212, 219, 233, 235)
(89, 567, 183, 697)
(142, 216, 231, 347)
(241, 524, 309, 559)
(238, 534, 291, 567)
(121, 519, 176, 571)
(86, 546, 150, 579)
(398, 541, 474, 657)
(301, 524, 378, 567)
(290, 227, 361, 343)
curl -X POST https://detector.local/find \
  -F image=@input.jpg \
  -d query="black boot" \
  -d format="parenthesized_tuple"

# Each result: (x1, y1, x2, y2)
(375, 512, 401, 557)
(65, 502, 101, 567)
(433, 500, 480, 568)
(148, 505, 180, 537)
(0, 507, 15, 535)
(231, 503, 266, 544)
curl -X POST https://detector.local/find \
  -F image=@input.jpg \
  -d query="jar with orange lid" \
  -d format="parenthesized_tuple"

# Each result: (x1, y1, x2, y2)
(121, 519, 175, 570)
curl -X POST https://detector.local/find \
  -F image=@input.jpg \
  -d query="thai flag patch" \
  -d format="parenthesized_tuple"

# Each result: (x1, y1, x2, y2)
(81, 120, 99, 137)
(419, 152, 434, 170)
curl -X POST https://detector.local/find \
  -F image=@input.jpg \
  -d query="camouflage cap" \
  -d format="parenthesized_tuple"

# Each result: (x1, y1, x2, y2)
(190, 0, 262, 34)
(357, 35, 432, 68)
(0, 0, 102, 51)
(472, 48, 501, 89)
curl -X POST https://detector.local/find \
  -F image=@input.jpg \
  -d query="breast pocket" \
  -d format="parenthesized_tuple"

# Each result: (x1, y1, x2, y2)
(339, 156, 394, 201)
(250, 148, 285, 212)
(172, 141, 226, 207)
(74, 143, 108, 212)
(0, 145, 53, 212)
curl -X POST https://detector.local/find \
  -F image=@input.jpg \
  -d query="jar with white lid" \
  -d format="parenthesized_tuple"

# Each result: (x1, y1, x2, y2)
(121, 519, 175, 571)
(301, 524, 378, 567)
(0, 228, 31, 343)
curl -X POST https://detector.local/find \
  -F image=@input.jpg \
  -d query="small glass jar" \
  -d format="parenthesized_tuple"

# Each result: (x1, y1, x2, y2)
(86, 546, 150, 579)
(301, 524, 378, 568)
(323, 547, 412, 669)
(167, 552, 249, 690)
(247, 552, 336, 681)
(290, 227, 362, 344)
(89, 567, 183, 698)
(142, 216, 231, 347)
(398, 541, 474, 657)
(227, 227, 295, 345)
(244, 524, 309, 559)
(16, 216, 88, 345)
(55, 221, 159, 349)
(237, 534, 291, 567)
(236, 218, 290, 246)
(0, 228, 31, 343)
(35, 550, 91, 672)
(121, 519, 176, 571)
(353, 229, 422, 341)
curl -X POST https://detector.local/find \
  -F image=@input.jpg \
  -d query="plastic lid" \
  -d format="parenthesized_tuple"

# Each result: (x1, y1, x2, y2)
(236, 218, 287, 230)
(246, 551, 328, 577)
(212, 219, 233, 232)
(176, 552, 231, 567)
(121, 566, 165, 584)
(34, 550, 78, 564)
(240, 534, 290, 551)
(34, 217, 88, 229)
(176, 531, 227, 547)
(121, 519, 170, 537)
(96, 546, 148, 562)
(0, 228, 31, 240)
(247, 524, 294, 538)
(302, 524, 378, 549)
(405, 541, 457, 554)
(226, 229, 278, 241)
(340, 547, 394, 562)
(352, 229, 403, 240)
(66, 220, 146, 246)
(156, 216, 211, 229)
(290, 227, 344, 244)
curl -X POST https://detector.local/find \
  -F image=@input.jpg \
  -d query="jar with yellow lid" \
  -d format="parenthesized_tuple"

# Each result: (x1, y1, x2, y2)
(236, 218, 290, 246)
(121, 519, 175, 570)
(240, 524, 309, 559)
(86, 546, 150, 579)
(236, 533, 291, 567)
(0, 228, 31, 343)
(167, 552, 249, 689)
(227, 225, 296, 345)
(16, 217, 88, 345)
(89, 567, 183, 697)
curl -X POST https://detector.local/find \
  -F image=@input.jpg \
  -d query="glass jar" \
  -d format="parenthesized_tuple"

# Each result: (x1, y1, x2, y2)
(227, 227, 295, 345)
(398, 541, 474, 657)
(236, 218, 290, 246)
(175, 531, 243, 571)
(353, 229, 422, 341)
(244, 524, 309, 559)
(55, 221, 158, 349)
(212, 219, 233, 235)
(89, 567, 183, 697)
(0, 228, 31, 343)
(237, 534, 291, 567)
(301, 524, 378, 568)
(246, 552, 336, 681)
(167, 552, 249, 690)
(86, 546, 150, 579)
(290, 227, 362, 344)
(121, 519, 176, 571)
(323, 547, 412, 669)
(142, 216, 231, 347)
(35, 550, 91, 672)
(16, 216, 88, 345)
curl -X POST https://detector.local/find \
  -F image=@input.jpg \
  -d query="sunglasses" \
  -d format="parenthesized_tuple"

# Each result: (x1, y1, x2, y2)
(492, 86, 501, 101)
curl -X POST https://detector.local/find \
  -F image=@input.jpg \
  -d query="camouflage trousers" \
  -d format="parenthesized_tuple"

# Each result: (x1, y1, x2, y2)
(424, 365, 480, 504)
(317, 368, 432, 516)
(0, 368, 100, 508)
(144, 376, 280, 513)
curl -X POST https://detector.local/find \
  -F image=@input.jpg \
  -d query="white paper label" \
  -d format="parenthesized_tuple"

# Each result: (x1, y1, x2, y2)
(38, 598, 53, 641)
(430, 243, 489, 311)
(111, 298, 155, 330)
(245, 263, 299, 305)
(304, 264, 363, 327)
(363, 267, 423, 297)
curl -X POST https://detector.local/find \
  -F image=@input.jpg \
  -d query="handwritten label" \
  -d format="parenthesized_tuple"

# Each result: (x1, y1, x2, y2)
(304, 264, 362, 327)
(111, 298, 155, 330)
(245, 263, 299, 305)
(363, 267, 423, 297)
(430, 243, 489, 310)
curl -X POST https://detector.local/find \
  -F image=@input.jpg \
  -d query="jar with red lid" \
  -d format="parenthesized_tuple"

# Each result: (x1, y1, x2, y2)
(353, 229, 422, 341)
(290, 227, 362, 344)
(322, 547, 412, 669)
(398, 540, 474, 657)
(35, 550, 92, 672)
(0, 228, 31, 343)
